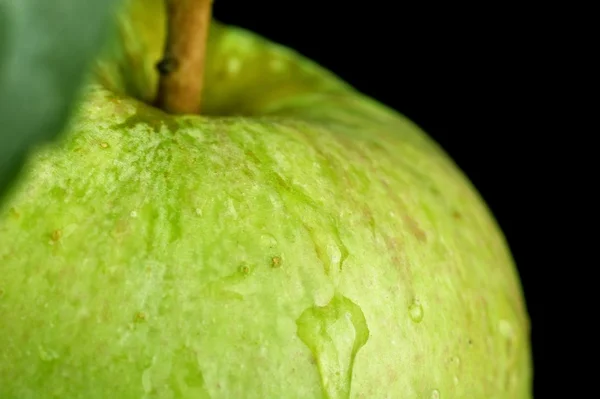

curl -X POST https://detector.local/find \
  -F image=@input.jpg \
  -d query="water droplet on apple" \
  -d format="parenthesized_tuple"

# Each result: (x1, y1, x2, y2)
(305, 225, 349, 276)
(430, 389, 440, 399)
(296, 293, 369, 399)
(408, 299, 424, 323)
(168, 347, 210, 397)
(313, 286, 335, 307)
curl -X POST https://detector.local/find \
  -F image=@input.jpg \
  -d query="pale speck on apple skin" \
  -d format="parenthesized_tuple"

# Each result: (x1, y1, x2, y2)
(269, 58, 285, 72)
(499, 319, 514, 338)
(142, 367, 152, 393)
(130, 211, 138, 218)
(430, 389, 440, 399)
(226, 198, 238, 218)
(38, 345, 59, 362)
(260, 233, 278, 248)
(227, 57, 242, 75)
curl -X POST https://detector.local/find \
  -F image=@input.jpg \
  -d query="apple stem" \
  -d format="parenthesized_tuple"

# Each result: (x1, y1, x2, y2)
(155, 0, 213, 114)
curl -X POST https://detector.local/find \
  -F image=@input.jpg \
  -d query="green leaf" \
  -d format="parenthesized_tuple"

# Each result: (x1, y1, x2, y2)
(0, 0, 122, 199)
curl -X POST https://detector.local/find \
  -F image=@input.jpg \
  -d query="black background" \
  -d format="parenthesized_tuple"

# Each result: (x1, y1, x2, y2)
(214, 1, 549, 397)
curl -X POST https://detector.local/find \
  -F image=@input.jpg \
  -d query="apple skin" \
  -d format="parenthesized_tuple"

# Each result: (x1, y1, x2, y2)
(0, 2, 531, 399)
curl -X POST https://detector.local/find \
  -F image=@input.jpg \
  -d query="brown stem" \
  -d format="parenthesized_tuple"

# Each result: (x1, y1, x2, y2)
(155, 0, 212, 115)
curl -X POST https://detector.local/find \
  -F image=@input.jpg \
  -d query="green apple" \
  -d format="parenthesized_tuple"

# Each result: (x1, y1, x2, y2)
(0, 1, 531, 398)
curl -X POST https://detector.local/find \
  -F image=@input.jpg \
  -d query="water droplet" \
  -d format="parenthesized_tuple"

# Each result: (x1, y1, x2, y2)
(430, 389, 440, 399)
(296, 293, 369, 399)
(408, 299, 424, 323)
(38, 345, 59, 362)
(305, 223, 349, 277)
(313, 286, 335, 307)
(169, 348, 210, 397)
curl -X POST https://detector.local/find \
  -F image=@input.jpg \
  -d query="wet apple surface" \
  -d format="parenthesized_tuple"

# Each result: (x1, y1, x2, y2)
(0, 1, 531, 398)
